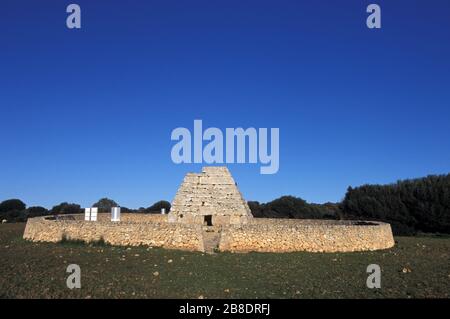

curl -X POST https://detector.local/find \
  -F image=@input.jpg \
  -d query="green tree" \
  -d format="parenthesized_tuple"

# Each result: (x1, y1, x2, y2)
(147, 200, 171, 213)
(340, 174, 450, 235)
(93, 198, 119, 213)
(0, 199, 26, 212)
(26, 206, 49, 218)
(50, 202, 82, 215)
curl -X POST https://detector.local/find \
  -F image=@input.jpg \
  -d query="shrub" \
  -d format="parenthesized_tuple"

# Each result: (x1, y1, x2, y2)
(248, 201, 263, 217)
(26, 206, 49, 218)
(248, 196, 339, 219)
(92, 198, 119, 213)
(120, 207, 134, 213)
(0, 199, 26, 212)
(340, 174, 450, 235)
(50, 202, 82, 215)
(146, 201, 171, 213)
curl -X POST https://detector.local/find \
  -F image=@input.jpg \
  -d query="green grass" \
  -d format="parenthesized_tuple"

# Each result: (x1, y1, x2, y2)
(0, 223, 449, 298)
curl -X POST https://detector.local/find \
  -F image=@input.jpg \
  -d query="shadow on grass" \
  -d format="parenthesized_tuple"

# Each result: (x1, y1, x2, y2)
(59, 234, 110, 247)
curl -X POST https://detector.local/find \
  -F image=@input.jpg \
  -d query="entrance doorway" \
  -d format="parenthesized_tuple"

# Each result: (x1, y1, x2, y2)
(204, 215, 213, 226)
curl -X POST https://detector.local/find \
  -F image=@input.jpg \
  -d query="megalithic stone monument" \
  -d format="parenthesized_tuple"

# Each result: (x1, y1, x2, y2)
(168, 166, 253, 226)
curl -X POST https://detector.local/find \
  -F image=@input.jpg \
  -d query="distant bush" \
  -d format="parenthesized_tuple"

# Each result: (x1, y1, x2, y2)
(92, 198, 119, 213)
(146, 200, 171, 213)
(0, 199, 27, 222)
(340, 174, 450, 235)
(0, 199, 26, 212)
(249, 196, 340, 219)
(1, 210, 25, 222)
(26, 206, 49, 218)
(5, 206, 49, 222)
(248, 201, 263, 216)
(50, 202, 82, 215)
(120, 207, 134, 213)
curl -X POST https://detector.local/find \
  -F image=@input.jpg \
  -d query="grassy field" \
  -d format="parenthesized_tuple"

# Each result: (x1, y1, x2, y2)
(0, 223, 449, 298)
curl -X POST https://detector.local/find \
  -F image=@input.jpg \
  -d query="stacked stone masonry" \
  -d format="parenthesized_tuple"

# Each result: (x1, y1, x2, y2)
(168, 167, 253, 225)
(24, 214, 204, 251)
(23, 214, 394, 252)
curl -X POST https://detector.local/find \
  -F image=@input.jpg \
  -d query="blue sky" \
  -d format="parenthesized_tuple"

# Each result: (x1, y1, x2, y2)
(1, 0, 449, 209)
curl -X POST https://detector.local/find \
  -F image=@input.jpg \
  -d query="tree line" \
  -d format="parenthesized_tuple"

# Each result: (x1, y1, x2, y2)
(0, 198, 171, 223)
(249, 174, 450, 235)
(340, 174, 450, 235)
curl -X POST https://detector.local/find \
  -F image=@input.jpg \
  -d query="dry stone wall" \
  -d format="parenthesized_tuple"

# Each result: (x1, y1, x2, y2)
(219, 220, 395, 253)
(23, 214, 203, 251)
(23, 214, 394, 253)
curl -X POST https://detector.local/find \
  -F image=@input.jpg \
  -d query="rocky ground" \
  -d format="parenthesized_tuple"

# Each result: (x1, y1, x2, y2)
(0, 223, 449, 298)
